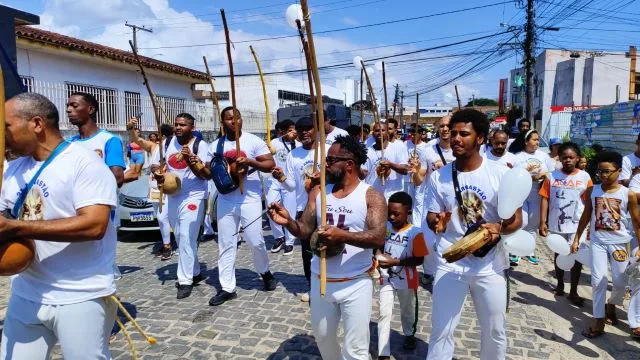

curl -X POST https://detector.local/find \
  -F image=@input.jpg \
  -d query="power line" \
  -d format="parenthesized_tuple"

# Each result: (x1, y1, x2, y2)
(139, 1, 516, 49)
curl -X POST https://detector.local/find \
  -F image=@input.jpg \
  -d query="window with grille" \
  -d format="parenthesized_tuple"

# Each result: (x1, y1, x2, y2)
(156, 95, 185, 121)
(65, 82, 118, 128)
(20, 76, 34, 92)
(125, 91, 142, 119)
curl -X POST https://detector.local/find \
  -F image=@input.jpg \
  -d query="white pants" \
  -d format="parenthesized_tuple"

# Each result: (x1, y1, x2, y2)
(217, 197, 270, 292)
(422, 226, 438, 276)
(590, 241, 629, 318)
(0, 295, 116, 360)
(152, 195, 171, 246)
(378, 284, 417, 357)
(630, 288, 640, 329)
(523, 187, 541, 256)
(310, 276, 372, 360)
(167, 196, 205, 285)
(265, 186, 296, 246)
(427, 270, 507, 360)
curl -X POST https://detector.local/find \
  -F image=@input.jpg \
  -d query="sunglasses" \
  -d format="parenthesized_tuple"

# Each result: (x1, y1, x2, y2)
(326, 155, 354, 165)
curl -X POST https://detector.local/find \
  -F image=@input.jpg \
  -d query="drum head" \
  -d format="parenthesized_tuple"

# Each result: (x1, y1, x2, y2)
(310, 230, 345, 258)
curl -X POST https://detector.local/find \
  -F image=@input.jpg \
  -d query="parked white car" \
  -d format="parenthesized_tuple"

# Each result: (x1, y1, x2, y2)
(118, 157, 159, 232)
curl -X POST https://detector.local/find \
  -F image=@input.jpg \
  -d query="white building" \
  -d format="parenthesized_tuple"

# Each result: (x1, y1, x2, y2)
(15, 26, 218, 136)
(14, 26, 359, 138)
(508, 49, 630, 138)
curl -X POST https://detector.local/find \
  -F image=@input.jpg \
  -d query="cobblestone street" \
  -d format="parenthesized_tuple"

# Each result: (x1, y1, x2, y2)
(1, 222, 639, 359)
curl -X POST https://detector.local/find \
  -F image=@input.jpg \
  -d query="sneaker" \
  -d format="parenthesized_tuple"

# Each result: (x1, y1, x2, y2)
(175, 274, 206, 288)
(299, 292, 310, 302)
(160, 246, 174, 261)
(270, 237, 285, 253)
(420, 273, 433, 286)
(209, 290, 237, 306)
(509, 255, 520, 266)
(403, 335, 417, 351)
(261, 271, 277, 291)
(283, 245, 294, 256)
(176, 284, 193, 299)
(525, 255, 539, 265)
(153, 244, 164, 257)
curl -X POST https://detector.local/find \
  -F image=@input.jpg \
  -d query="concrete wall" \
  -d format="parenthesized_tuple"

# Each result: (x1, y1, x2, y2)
(583, 57, 630, 106)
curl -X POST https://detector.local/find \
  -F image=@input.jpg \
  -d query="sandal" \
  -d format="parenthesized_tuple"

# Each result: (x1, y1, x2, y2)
(567, 294, 585, 307)
(632, 328, 640, 339)
(582, 327, 605, 339)
(605, 304, 619, 326)
(554, 287, 565, 296)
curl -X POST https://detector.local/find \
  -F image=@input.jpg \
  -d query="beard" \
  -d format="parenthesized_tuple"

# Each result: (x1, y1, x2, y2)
(326, 169, 345, 184)
(493, 147, 505, 155)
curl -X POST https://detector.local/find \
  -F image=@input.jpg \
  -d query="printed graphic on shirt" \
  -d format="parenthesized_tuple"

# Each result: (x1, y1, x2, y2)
(20, 187, 45, 221)
(458, 189, 486, 225)
(595, 197, 622, 231)
(275, 149, 288, 163)
(167, 153, 189, 170)
(94, 149, 104, 159)
(612, 249, 628, 262)
(525, 158, 543, 176)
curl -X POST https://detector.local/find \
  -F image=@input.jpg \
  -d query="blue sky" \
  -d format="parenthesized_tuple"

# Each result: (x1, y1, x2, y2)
(4, 0, 639, 106)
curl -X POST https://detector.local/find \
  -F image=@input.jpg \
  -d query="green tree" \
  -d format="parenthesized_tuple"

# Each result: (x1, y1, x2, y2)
(465, 98, 498, 107)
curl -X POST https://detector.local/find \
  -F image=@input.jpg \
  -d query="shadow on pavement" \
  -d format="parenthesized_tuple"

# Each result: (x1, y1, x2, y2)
(266, 334, 321, 359)
(368, 321, 429, 359)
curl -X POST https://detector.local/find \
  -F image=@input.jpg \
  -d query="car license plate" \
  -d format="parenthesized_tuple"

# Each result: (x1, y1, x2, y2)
(130, 212, 154, 222)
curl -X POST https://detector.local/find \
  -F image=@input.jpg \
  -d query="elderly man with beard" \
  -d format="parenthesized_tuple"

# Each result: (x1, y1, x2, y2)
(269, 135, 387, 359)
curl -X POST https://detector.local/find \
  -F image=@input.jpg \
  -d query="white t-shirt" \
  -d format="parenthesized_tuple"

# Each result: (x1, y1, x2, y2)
(312, 181, 372, 278)
(426, 159, 509, 275)
(621, 153, 640, 182)
(153, 136, 209, 200)
(364, 142, 408, 199)
(590, 185, 631, 245)
(325, 127, 349, 145)
(483, 150, 516, 168)
(208, 132, 271, 203)
(264, 137, 300, 191)
(513, 150, 551, 178)
(1, 143, 118, 305)
(423, 142, 455, 176)
(283, 146, 324, 211)
(365, 135, 375, 148)
(380, 223, 427, 290)
(540, 169, 592, 234)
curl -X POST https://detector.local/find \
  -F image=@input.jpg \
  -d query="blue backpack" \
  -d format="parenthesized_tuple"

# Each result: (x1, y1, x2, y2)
(209, 136, 239, 194)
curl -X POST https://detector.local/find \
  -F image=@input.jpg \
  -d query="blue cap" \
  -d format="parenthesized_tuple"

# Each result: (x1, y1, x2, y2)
(549, 137, 561, 146)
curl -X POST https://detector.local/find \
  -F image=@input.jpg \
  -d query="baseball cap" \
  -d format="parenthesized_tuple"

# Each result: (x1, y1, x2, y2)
(295, 116, 314, 130)
(549, 137, 561, 146)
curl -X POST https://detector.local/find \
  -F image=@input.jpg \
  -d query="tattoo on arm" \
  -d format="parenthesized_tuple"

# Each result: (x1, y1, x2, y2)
(286, 188, 318, 239)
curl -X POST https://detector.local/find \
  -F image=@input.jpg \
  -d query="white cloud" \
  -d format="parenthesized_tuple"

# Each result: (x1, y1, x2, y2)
(340, 16, 359, 26)
(35, 0, 496, 104)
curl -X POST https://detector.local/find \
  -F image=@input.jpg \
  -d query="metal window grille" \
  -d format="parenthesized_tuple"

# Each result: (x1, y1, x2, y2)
(124, 91, 142, 119)
(65, 82, 118, 130)
(20, 76, 34, 92)
(156, 95, 185, 121)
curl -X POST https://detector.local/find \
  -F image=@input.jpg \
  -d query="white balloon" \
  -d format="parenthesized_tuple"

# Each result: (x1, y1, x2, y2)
(502, 230, 536, 256)
(353, 56, 363, 70)
(545, 234, 570, 256)
(498, 167, 532, 219)
(575, 243, 591, 268)
(556, 254, 575, 271)
(286, 4, 304, 29)
(375, 61, 383, 71)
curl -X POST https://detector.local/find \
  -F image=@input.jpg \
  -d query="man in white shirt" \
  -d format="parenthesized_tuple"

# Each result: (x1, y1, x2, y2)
(425, 109, 523, 360)
(483, 129, 515, 167)
(364, 122, 409, 200)
(0, 92, 118, 359)
(151, 113, 209, 299)
(207, 107, 277, 307)
(621, 134, 640, 187)
(324, 113, 349, 145)
(266, 119, 299, 256)
(273, 116, 320, 301)
(268, 134, 387, 360)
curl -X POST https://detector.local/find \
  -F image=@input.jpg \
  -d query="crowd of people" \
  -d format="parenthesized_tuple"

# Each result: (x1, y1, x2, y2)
(1, 90, 640, 360)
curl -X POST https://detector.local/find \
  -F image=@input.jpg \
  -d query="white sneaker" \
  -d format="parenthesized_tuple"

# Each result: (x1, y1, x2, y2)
(299, 292, 310, 302)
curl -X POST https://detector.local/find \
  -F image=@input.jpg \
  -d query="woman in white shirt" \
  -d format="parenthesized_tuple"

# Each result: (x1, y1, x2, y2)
(509, 129, 551, 265)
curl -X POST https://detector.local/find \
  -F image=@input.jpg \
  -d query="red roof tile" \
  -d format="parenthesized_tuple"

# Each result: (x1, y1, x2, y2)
(15, 26, 208, 81)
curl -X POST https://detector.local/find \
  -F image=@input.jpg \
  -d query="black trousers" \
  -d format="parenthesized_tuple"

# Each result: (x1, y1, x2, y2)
(296, 211, 312, 285)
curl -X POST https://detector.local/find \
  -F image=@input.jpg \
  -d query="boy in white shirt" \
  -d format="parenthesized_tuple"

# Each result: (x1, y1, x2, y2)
(376, 191, 428, 359)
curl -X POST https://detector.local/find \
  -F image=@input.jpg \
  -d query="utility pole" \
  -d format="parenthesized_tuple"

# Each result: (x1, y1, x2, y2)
(629, 46, 637, 101)
(399, 91, 404, 129)
(125, 22, 152, 53)
(524, 0, 535, 123)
